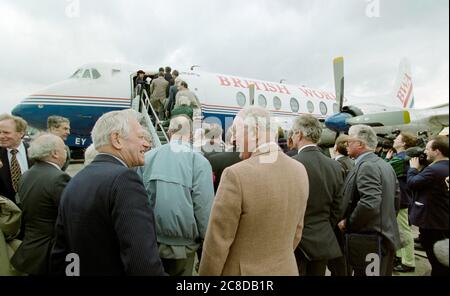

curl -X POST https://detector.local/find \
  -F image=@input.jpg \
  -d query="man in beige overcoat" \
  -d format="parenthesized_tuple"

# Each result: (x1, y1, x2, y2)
(150, 71, 169, 119)
(199, 106, 309, 275)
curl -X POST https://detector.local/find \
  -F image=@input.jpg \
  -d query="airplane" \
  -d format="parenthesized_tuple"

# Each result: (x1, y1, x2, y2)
(325, 57, 449, 140)
(11, 59, 448, 155)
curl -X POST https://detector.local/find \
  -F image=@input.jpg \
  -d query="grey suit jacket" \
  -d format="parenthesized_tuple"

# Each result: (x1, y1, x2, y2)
(11, 161, 70, 275)
(342, 152, 400, 250)
(292, 146, 345, 260)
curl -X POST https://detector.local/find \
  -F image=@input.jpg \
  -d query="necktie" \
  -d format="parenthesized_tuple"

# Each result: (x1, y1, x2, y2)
(10, 149, 21, 192)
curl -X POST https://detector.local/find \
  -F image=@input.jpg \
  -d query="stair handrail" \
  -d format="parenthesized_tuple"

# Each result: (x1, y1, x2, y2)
(140, 89, 169, 145)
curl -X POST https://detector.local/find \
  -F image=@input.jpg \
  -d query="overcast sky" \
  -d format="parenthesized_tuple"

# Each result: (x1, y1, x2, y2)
(0, 0, 448, 114)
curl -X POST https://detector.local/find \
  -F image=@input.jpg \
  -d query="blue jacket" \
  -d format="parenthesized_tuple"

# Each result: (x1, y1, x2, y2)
(137, 140, 214, 246)
(407, 160, 449, 230)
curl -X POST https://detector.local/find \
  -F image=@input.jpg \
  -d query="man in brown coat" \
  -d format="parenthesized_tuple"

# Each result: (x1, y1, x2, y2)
(199, 106, 309, 275)
(150, 71, 169, 119)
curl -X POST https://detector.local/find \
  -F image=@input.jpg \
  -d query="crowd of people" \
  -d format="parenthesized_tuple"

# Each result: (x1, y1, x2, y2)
(134, 66, 200, 121)
(0, 104, 448, 276)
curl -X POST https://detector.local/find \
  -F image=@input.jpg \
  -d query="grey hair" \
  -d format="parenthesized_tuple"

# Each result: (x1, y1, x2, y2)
(348, 125, 378, 150)
(169, 115, 192, 137)
(84, 144, 99, 166)
(292, 114, 322, 143)
(91, 109, 143, 149)
(204, 123, 223, 140)
(28, 133, 63, 161)
(47, 115, 70, 129)
(237, 106, 277, 141)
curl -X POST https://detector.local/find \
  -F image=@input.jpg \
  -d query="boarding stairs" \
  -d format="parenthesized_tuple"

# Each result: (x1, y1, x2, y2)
(131, 89, 169, 147)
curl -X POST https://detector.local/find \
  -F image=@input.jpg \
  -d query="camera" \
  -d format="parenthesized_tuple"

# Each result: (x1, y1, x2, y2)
(404, 146, 429, 167)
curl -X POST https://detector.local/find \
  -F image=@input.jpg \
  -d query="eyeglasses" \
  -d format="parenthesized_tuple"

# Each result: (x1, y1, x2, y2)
(347, 139, 362, 145)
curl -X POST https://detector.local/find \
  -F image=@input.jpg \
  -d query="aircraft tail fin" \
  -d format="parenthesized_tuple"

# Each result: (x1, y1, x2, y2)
(391, 58, 415, 108)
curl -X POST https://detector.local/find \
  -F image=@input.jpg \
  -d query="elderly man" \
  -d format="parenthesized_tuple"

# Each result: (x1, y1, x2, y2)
(175, 81, 201, 112)
(407, 135, 449, 276)
(0, 114, 32, 204)
(47, 115, 71, 171)
(338, 125, 400, 276)
(199, 106, 309, 275)
(11, 133, 70, 275)
(51, 109, 165, 276)
(291, 114, 345, 276)
(137, 115, 214, 276)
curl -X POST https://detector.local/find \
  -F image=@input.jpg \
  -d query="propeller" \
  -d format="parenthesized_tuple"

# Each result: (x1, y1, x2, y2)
(333, 57, 345, 113)
(330, 57, 345, 140)
(248, 83, 255, 106)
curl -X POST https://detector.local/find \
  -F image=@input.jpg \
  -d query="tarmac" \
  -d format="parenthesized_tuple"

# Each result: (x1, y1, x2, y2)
(66, 163, 432, 276)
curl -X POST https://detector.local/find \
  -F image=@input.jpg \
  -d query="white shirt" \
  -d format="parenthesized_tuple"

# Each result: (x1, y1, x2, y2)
(298, 144, 317, 154)
(7, 141, 29, 174)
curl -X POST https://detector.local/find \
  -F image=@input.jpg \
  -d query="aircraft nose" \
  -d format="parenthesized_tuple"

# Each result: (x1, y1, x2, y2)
(11, 102, 24, 117)
(324, 112, 353, 133)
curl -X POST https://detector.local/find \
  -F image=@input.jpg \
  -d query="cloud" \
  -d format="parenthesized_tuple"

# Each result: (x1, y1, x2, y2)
(0, 0, 448, 114)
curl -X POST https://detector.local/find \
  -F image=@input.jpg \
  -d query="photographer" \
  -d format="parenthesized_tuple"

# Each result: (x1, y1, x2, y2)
(385, 132, 417, 272)
(407, 135, 449, 276)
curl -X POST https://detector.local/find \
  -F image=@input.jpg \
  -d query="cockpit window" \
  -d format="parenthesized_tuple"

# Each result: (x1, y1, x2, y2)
(70, 68, 83, 78)
(82, 69, 91, 79)
(91, 68, 101, 79)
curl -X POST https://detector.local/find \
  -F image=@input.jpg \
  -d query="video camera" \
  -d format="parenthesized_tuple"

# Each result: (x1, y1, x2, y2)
(404, 146, 429, 167)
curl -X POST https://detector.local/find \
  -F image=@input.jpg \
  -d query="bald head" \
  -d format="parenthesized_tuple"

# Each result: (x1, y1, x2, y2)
(168, 115, 192, 140)
(28, 133, 67, 168)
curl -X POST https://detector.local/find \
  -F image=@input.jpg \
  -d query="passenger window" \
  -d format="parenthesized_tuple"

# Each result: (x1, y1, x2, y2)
(258, 94, 267, 108)
(273, 96, 282, 110)
(290, 97, 299, 112)
(307, 100, 314, 113)
(82, 69, 91, 79)
(320, 101, 328, 115)
(236, 92, 246, 107)
(91, 68, 101, 79)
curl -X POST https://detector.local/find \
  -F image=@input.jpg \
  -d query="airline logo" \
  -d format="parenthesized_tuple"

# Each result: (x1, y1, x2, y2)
(217, 75, 338, 102)
(396, 73, 413, 108)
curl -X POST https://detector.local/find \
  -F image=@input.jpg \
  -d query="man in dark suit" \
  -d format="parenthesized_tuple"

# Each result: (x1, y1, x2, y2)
(291, 114, 345, 276)
(11, 133, 71, 275)
(47, 115, 71, 171)
(338, 125, 400, 276)
(333, 135, 355, 177)
(203, 125, 241, 193)
(50, 109, 165, 276)
(407, 135, 449, 276)
(328, 135, 355, 276)
(0, 114, 32, 205)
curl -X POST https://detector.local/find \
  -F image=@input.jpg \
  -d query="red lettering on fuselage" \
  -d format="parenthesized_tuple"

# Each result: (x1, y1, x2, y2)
(276, 84, 291, 95)
(231, 78, 247, 88)
(265, 82, 278, 92)
(299, 87, 315, 97)
(246, 80, 262, 91)
(218, 76, 231, 87)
